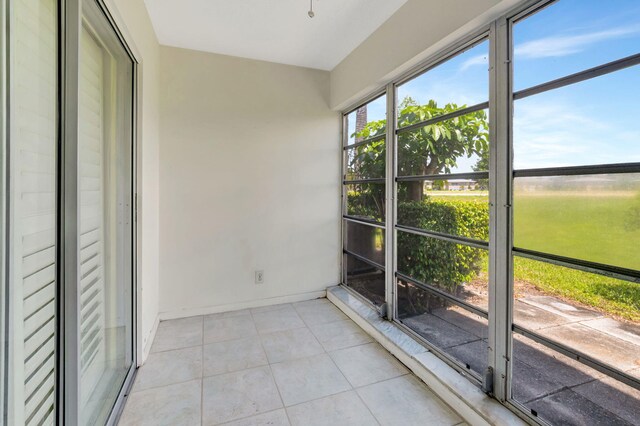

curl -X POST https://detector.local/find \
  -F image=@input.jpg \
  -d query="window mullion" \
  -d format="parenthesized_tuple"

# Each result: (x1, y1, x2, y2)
(489, 16, 512, 402)
(385, 82, 396, 320)
(61, 0, 82, 423)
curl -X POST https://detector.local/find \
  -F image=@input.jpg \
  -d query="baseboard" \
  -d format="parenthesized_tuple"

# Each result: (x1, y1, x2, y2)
(158, 289, 328, 321)
(327, 285, 526, 426)
(140, 314, 160, 366)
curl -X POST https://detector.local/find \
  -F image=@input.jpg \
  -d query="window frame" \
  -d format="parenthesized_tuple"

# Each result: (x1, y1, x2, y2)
(340, 0, 640, 422)
(341, 91, 389, 311)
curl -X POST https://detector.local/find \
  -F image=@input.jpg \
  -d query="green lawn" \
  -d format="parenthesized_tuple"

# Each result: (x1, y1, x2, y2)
(513, 191, 640, 322)
(427, 190, 640, 321)
(514, 192, 640, 271)
(514, 257, 640, 322)
(427, 191, 488, 203)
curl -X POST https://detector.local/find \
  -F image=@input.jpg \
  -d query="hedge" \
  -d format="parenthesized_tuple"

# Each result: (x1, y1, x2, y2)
(346, 192, 489, 311)
(397, 199, 489, 292)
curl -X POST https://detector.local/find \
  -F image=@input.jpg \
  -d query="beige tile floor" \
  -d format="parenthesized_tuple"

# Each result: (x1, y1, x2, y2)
(118, 298, 465, 426)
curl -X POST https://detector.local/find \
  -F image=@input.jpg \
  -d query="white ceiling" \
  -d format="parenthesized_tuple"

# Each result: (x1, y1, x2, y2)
(143, 0, 408, 70)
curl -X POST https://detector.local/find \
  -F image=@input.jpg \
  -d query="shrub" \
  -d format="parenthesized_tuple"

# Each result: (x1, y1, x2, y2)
(346, 192, 489, 313)
(346, 188, 384, 222)
(396, 198, 488, 314)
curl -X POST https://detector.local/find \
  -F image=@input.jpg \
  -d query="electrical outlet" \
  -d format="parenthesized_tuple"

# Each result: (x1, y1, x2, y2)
(255, 270, 264, 284)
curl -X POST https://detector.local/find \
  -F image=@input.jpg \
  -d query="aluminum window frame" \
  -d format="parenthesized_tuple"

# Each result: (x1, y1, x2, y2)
(340, 0, 640, 422)
(341, 26, 497, 387)
(0, 0, 7, 422)
(505, 0, 640, 400)
(341, 91, 389, 312)
(392, 30, 494, 386)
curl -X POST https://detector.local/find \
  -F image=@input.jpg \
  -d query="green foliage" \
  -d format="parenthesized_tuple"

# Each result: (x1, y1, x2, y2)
(351, 97, 489, 176)
(395, 98, 489, 177)
(349, 97, 489, 204)
(396, 198, 489, 292)
(432, 180, 446, 191)
(346, 186, 385, 222)
(472, 138, 489, 190)
(350, 97, 489, 177)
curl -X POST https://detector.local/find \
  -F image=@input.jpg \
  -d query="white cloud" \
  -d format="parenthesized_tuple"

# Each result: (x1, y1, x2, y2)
(512, 98, 636, 169)
(460, 54, 488, 71)
(515, 25, 640, 59)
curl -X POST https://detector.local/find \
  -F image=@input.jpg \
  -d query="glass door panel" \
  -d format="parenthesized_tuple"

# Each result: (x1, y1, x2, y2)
(8, 0, 58, 424)
(78, 1, 133, 424)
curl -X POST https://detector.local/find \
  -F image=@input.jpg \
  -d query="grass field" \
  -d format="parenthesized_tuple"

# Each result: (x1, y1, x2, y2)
(428, 190, 640, 322)
(514, 191, 640, 322)
(513, 257, 640, 322)
(514, 192, 639, 271)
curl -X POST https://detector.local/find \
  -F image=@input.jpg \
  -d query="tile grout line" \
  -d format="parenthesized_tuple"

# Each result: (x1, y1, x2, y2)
(292, 301, 350, 329)
(352, 388, 382, 426)
(321, 339, 382, 423)
(216, 408, 285, 426)
(249, 307, 293, 426)
(131, 377, 205, 395)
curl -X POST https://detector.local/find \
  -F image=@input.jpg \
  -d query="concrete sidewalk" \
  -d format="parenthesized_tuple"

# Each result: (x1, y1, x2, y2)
(400, 292, 640, 425)
(512, 295, 640, 425)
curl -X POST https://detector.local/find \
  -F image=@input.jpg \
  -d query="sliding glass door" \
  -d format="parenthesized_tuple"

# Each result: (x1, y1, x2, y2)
(8, 0, 58, 424)
(3, 0, 136, 424)
(78, 1, 134, 424)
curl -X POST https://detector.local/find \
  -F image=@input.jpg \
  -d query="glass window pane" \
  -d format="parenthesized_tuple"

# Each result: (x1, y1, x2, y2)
(397, 39, 489, 118)
(397, 280, 489, 376)
(344, 221, 385, 266)
(512, 332, 640, 425)
(398, 183, 489, 242)
(9, 0, 58, 424)
(513, 0, 640, 92)
(345, 95, 386, 146)
(79, 1, 134, 424)
(345, 254, 385, 307)
(513, 256, 640, 333)
(346, 139, 386, 180)
(345, 183, 385, 223)
(512, 256, 640, 423)
(397, 232, 488, 308)
(513, 174, 640, 271)
(397, 109, 489, 177)
(513, 65, 640, 170)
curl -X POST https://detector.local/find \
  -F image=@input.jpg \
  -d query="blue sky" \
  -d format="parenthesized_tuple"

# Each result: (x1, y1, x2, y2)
(348, 0, 640, 172)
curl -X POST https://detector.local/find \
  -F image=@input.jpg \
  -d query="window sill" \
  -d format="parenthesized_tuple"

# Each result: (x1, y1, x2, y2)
(327, 285, 527, 426)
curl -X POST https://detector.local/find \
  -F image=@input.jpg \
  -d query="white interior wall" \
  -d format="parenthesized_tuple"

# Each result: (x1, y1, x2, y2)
(329, 0, 524, 110)
(158, 46, 341, 317)
(108, 0, 161, 362)
(111, 0, 527, 347)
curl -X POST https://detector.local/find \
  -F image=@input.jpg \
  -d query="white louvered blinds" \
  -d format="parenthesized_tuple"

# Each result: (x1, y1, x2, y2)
(78, 25, 108, 415)
(10, 0, 57, 425)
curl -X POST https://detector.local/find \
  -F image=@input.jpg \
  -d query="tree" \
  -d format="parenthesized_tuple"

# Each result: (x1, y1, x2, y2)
(472, 135, 489, 190)
(350, 97, 489, 213)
